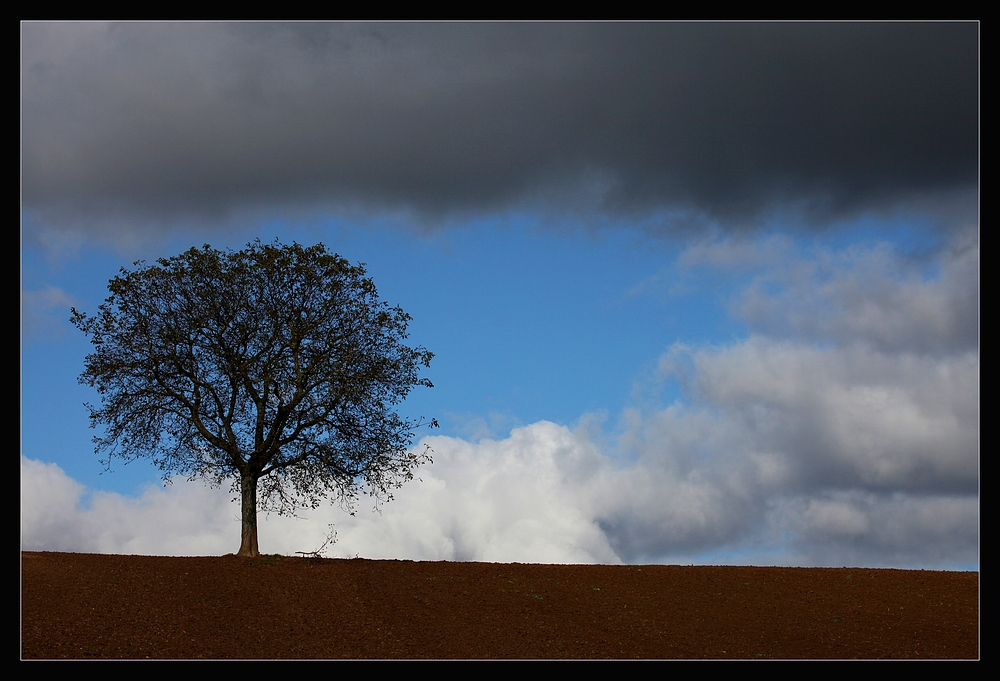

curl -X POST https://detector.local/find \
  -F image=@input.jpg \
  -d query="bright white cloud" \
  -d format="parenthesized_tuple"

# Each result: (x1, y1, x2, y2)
(21, 457, 88, 550)
(20, 424, 620, 563)
(256, 421, 624, 564)
(21, 457, 235, 555)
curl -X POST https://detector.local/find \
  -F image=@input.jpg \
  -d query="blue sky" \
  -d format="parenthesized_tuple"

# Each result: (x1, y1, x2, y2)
(21, 22, 978, 568)
(22, 216, 733, 490)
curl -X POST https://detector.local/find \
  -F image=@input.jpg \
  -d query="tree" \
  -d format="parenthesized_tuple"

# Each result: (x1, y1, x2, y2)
(71, 240, 436, 557)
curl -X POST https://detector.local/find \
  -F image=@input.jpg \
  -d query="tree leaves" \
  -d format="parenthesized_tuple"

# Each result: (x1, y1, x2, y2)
(72, 239, 436, 518)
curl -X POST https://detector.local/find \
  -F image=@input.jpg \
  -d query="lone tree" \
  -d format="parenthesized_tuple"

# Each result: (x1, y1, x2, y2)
(72, 240, 435, 557)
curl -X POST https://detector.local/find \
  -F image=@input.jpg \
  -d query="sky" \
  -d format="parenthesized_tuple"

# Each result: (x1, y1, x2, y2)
(21, 22, 979, 569)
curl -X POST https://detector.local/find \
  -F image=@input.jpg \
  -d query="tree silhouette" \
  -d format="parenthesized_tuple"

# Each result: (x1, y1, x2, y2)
(72, 240, 435, 556)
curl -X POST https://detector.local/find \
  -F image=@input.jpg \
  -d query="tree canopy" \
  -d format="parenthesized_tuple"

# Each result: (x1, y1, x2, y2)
(72, 240, 435, 556)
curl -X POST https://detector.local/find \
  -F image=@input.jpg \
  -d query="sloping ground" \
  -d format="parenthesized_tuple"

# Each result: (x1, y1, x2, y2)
(21, 551, 978, 659)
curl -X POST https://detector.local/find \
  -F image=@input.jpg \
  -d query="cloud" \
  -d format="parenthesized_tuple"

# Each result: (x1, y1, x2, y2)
(20, 425, 622, 564)
(768, 492, 979, 568)
(21, 234, 977, 568)
(676, 338, 978, 490)
(22, 286, 76, 339)
(733, 233, 980, 355)
(319, 423, 620, 563)
(678, 232, 795, 271)
(22, 22, 978, 237)
(21, 347, 978, 567)
(21, 458, 89, 550)
(21, 389, 978, 568)
(590, 335, 977, 564)
(21, 457, 236, 555)
(612, 234, 977, 563)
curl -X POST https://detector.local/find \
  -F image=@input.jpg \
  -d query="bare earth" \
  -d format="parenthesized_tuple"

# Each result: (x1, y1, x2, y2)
(20, 551, 978, 660)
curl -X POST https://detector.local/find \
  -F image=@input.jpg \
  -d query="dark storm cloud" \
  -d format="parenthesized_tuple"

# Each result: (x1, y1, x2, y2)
(22, 22, 978, 230)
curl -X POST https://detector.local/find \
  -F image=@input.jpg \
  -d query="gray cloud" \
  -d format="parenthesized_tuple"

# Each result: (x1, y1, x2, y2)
(593, 334, 977, 564)
(769, 492, 979, 568)
(606, 234, 978, 563)
(733, 233, 980, 355)
(22, 22, 978, 235)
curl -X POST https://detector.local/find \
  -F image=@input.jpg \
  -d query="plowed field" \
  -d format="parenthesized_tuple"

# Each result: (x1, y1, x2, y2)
(20, 551, 978, 659)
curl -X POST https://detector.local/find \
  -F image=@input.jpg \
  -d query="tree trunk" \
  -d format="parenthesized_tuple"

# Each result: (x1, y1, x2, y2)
(237, 472, 260, 557)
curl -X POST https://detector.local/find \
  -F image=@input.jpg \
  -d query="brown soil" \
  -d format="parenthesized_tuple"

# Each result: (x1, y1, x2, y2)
(20, 551, 978, 660)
